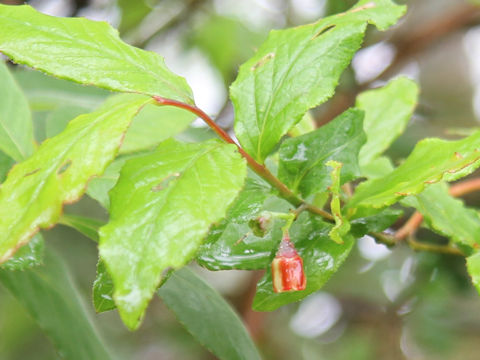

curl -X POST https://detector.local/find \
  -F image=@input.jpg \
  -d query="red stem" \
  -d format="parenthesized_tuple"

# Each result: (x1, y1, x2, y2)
(153, 96, 333, 221)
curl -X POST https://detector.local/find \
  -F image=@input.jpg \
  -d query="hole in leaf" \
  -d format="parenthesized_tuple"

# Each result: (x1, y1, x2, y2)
(24, 168, 40, 177)
(251, 52, 275, 71)
(57, 160, 72, 175)
(312, 25, 335, 40)
(151, 172, 181, 192)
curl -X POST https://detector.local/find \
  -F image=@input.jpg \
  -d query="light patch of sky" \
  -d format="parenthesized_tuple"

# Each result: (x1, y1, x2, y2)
(290, 292, 342, 338)
(352, 41, 396, 84)
(213, 0, 286, 31)
(463, 26, 480, 121)
(289, 0, 325, 23)
(30, 0, 74, 16)
(357, 235, 391, 262)
(77, 0, 120, 26)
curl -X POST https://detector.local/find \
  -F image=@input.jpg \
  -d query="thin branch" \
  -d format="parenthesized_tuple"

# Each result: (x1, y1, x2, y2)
(320, 4, 480, 124)
(153, 96, 334, 222)
(395, 177, 480, 240)
(371, 232, 464, 256)
(407, 236, 464, 256)
(153, 95, 474, 257)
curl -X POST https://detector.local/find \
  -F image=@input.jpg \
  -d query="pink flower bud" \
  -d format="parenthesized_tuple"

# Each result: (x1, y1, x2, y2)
(271, 234, 306, 293)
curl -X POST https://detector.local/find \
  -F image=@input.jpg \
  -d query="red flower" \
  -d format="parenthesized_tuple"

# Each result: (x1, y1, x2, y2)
(271, 233, 306, 293)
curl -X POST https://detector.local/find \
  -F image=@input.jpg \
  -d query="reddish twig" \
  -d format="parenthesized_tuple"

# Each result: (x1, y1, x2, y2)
(395, 177, 480, 240)
(153, 96, 334, 221)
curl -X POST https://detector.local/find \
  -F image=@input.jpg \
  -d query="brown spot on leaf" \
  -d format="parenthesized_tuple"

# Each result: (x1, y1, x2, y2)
(57, 160, 72, 175)
(24, 168, 40, 177)
(151, 172, 181, 192)
(454, 152, 463, 160)
(251, 53, 275, 71)
(311, 25, 336, 40)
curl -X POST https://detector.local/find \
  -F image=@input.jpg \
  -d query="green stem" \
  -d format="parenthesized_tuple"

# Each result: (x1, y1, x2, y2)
(153, 96, 465, 258)
(371, 232, 464, 256)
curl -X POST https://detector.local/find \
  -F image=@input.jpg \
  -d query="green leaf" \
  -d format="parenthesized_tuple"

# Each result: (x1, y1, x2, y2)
(120, 105, 195, 154)
(279, 108, 366, 197)
(357, 77, 419, 167)
(349, 131, 480, 209)
(118, 0, 153, 33)
(93, 260, 116, 313)
(0, 248, 113, 360)
(192, 15, 264, 83)
(350, 207, 403, 237)
(0, 61, 34, 161)
(0, 150, 14, 183)
(0, 4, 193, 103)
(288, 111, 316, 137)
(13, 69, 108, 111)
(231, 0, 405, 162)
(86, 158, 127, 209)
(99, 139, 247, 330)
(45, 105, 90, 138)
(467, 252, 480, 295)
(326, 160, 350, 244)
(59, 214, 104, 243)
(403, 182, 480, 249)
(0, 94, 152, 264)
(1, 234, 44, 271)
(360, 155, 394, 179)
(253, 213, 354, 311)
(158, 267, 262, 360)
(196, 178, 282, 270)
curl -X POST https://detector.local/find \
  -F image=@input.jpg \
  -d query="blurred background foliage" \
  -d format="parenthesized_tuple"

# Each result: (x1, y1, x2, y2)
(2, 0, 480, 359)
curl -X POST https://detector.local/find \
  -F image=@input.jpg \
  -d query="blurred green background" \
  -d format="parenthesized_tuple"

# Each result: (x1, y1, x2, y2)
(2, 0, 480, 359)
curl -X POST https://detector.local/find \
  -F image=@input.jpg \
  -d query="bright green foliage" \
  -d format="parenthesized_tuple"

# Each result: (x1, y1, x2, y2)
(93, 261, 116, 313)
(288, 111, 316, 137)
(231, 0, 405, 162)
(253, 213, 354, 311)
(0, 151, 14, 183)
(0, 94, 152, 264)
(327, 160, 350, 244)
(1, 234, 44, 271)
(0, 4, 193, 103)
(0, 62, 34, 162)
(350, 208, 403, 237)
(360, 156, 394, 179)
(279, 108, 366, 198)
(117, 0, 153, 33)
(120, 105, 195, 154)
(45, 105, 90, 138)
(99, 139, 246, 329)
(467, 252, 480, 295)
(13, 69, 108, 111)
(87, 158, 128, 209)
(357, 77, 419, 167)
(158, 267, 262, 360)
(197, 178, 284, 270)
(349, 131, 480, 208)
(0, 249, 113, 360)
(404, 183, 480, 249)
(59, 214, 104, 243)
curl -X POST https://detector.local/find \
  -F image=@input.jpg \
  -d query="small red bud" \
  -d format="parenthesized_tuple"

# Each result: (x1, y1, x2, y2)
(271, 234, 306, 293)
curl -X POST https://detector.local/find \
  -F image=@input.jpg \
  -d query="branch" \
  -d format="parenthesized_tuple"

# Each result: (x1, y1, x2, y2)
(320, 4, 480, 124)
(153, 96, 334, 222)
(371, 232, 464, 256)
(395, 177, 480, 240)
